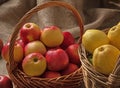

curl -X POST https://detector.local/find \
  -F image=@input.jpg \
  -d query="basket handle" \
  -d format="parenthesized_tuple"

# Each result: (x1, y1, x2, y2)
(9, 1, 84, 71)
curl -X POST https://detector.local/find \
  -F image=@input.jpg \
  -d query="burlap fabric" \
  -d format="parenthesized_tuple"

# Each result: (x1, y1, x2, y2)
(0, 0, 120, 43)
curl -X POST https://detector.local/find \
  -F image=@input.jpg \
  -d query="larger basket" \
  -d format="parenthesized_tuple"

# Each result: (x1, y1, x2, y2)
(6, 1, 85, 88)
(78, 28, 120, 88)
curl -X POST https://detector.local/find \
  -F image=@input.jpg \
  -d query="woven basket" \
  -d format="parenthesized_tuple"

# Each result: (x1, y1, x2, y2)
(78, 28, 120, 88)
(6, 1, 85, 88)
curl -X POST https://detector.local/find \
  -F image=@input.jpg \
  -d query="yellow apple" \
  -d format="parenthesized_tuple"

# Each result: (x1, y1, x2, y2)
(82, 29, 109, 53)
(107, 22, 120, 49)
(93, 44, 120, 75)
(40, 26, 64, 47)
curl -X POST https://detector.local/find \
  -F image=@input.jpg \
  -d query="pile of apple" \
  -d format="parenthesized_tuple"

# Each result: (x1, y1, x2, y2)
(1, 22, 81, 78)
(82, 22, 120, 75)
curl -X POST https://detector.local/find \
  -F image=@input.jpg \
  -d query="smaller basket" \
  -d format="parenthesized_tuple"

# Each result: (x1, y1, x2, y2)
(78, 28, 120, 88)
(6, 1, 85, 88)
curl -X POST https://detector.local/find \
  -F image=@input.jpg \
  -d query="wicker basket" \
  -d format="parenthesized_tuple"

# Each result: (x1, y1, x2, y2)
(6, 1, 85, 88)
(78, 28, 120, 88)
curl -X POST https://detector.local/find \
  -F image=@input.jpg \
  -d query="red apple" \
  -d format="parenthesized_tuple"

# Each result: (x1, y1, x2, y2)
(0, 75, 13, 88)
(45, 49, 69, 71)
(66, 44, 80, 65)
(42, 71, 61, 78)
(20, 22, 41, 44)
(0, 38, 3, 55)
(61, 63, 79, 75)
(22, 53, 47, 76)
(24, 40, 47, 56)
(60, 31, 75, 49)
(40, 26, 64, 47)
(1, 41, 24, 62)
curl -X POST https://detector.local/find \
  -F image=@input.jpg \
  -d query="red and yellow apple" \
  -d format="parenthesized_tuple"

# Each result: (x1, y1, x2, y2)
(61, 63, 79, 75)
(1, 41, 24, 62)
(16, 38, 25, 48)
(40, 26, 64, 47)
(66, 44, 80, 65)
(22, 53, 47, 76)
(0, 75, 13, 88)
(24, 40, 47, 56)
(20, 22, 41, 44)
(60, 31, 75, 49)
(45, 48, 69, 71)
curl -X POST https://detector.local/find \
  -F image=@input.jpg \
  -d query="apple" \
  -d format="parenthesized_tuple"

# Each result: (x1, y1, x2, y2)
(20, 22, 41, 44)
(22, 53, 47, 76)
(42, 71, 61, 78)
(0, 75, 13, 88)
(1, 41, 24, 62)
(24, 40, 47, 56)
(61, 63, 79, 75)
(40, 26, 64, 47)
(60, 31, 75, 49)
(93, 44, 120, 75)
(16, 38, 25, 48)
(66, 44, 80, 65)
(0, 38, 3, 55)
(45, 49, 69, 71)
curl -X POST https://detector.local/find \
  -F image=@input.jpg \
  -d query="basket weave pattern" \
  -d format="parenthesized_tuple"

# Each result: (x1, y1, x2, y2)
(6, 1, 85, 88)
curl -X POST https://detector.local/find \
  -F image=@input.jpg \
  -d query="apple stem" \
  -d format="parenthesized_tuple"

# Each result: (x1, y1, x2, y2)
(98, 47, 104, 52)
(25, 24, 31, 28)
(33, 58, 38, 62)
